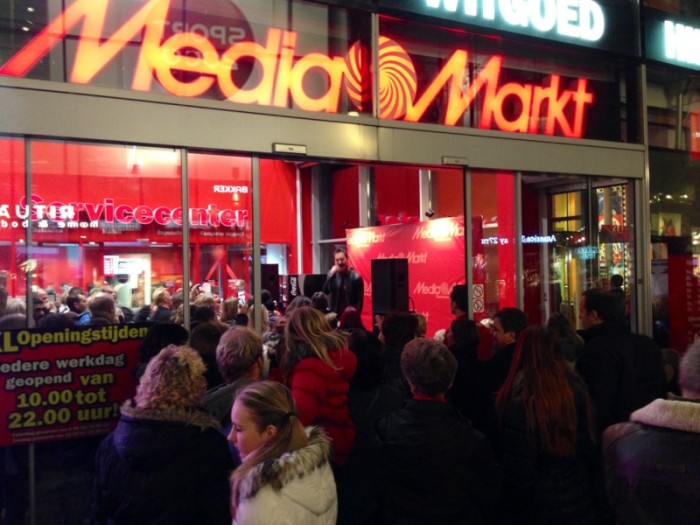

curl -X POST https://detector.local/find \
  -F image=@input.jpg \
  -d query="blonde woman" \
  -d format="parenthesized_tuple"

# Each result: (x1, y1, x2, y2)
(89, 345, 234, 525)
(229, 381, 337, 524)
(283, 306, 357, 465)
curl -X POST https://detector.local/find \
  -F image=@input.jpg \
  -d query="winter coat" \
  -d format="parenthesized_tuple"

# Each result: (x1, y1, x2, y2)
(233, 426, 337, 525)
(88, 403, 234, 525)
(287, 345, 357, 465)
(603, 397, 700, 525)
(374, 399, 500, 525)
(499, 375, 600, 525)
(577, 323, 666, 433)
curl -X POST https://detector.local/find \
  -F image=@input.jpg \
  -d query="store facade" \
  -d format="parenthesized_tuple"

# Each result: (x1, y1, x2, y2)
(643, 1, 700, 354)
(1, 0, 675, 520)
(0, 0, 650, 337)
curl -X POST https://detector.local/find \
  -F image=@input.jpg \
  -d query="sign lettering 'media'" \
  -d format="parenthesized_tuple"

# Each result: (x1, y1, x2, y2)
(0, 0, 594, 137)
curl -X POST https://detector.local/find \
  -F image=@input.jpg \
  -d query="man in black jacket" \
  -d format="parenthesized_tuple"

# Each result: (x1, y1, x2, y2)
(576, 288, 666, 434)
(323, 248, 364, 315)
(374, 338, 500, 525)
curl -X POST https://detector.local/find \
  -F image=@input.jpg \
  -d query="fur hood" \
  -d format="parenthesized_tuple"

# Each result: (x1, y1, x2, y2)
(237, 426, 332, 502)
(631, 397, 700, 434)
(111, 403, 222, 472)
(120, 401, 220, 430)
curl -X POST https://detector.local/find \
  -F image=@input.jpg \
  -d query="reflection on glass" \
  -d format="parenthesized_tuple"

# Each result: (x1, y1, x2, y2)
(471, 171, 516, 322)
(522, 174, 635, 330)
(29, 141, 183, 323)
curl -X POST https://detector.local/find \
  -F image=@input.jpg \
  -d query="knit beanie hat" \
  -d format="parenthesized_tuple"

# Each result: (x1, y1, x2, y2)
(679, 339, 700, 394)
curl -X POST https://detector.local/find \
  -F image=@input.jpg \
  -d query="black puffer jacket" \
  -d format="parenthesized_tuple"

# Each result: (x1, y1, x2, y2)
(88, 404, 234, 525)
(499, 376, 600, 525)
(374, 399, 500, 525)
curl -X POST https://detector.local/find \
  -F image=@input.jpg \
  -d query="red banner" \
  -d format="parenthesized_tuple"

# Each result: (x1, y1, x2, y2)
(347, 217, 465, 337)
(668, 254, 700, 353)
(0, 326, 146, 446)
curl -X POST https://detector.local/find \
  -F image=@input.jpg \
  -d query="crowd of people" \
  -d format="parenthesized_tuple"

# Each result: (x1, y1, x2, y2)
(1, 273, 698, 525)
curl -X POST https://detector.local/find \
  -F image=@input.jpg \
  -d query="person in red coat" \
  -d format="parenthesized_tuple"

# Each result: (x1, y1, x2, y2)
(283, 306, 357, 465)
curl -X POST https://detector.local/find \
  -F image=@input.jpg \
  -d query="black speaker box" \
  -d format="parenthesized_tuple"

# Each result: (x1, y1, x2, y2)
(371, 258, 409, 315)
(260, 264, 280, 302)
(302, 274, 327, 298)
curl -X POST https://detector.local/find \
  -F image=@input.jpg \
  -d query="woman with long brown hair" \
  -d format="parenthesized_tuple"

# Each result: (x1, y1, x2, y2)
(229, 381, 337, 524)
(496, 325, 599, 525)
(283, 306, 357, 465)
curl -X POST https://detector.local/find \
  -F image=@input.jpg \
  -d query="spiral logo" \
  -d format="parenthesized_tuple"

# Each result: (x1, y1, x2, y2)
(345, 37, 417, 120)
(377, 36, 417, 120)
(344, 41, 369, 112)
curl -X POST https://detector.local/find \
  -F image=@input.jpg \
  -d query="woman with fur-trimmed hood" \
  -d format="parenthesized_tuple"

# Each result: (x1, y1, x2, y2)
(229, 381, 337, 525)
(88, 345, 234, 525)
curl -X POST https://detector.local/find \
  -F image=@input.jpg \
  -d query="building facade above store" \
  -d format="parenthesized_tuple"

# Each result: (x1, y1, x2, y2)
(378, 0, 640, 56)
(644, 8, 700, 71)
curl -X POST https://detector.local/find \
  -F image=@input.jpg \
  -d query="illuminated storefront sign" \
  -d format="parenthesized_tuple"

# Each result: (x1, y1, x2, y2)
(424, 0, 605, 41)
(645, 10, 700, 70)
(379, 0, 637, 54)
(0, 0, 593, 137)
(0, 195, 248, 230)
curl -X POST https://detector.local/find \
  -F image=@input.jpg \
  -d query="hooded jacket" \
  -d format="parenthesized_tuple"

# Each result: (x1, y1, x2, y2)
(89, 403, 234, 525)
(603, 397, 700, 525)
(233, 426, 337, 525)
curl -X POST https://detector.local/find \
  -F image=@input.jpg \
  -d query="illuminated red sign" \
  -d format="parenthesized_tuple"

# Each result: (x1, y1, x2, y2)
(0, 0, 593, 137)
(0, 194, 248, 229)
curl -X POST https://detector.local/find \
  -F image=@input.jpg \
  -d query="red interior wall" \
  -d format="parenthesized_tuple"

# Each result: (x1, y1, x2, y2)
(432, 168, 464, 218)
(332, 167, 359, 238)
(374, 166, 420, 224)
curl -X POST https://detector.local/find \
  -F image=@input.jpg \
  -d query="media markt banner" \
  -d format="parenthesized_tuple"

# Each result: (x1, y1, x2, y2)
(0, 325, 147, 446)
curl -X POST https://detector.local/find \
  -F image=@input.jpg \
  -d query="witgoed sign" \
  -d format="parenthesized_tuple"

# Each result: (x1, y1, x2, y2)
(0, 326, 146, 446)
(379, 0, 639, 55)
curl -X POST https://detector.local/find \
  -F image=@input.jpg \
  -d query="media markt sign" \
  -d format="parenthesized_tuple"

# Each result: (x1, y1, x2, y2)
(0, 0, 597, 137)
(379, 0, 639, 56)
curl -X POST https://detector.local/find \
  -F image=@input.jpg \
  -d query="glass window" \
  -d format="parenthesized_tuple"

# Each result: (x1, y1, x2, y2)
(521, 173, 636, 330)
(260, 158, 300, 310)
(647, 65, 700, 352)
(0, 137, 26, 322)
(187, 152, 252, 324)
(471, 171, 516, 322)
(30, 140, 183, 323)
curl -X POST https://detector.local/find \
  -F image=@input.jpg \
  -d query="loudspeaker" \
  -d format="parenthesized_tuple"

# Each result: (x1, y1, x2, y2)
(260, 264, 280, 302)
(371, 258, 409, 315)
(302, 274, 327, 298)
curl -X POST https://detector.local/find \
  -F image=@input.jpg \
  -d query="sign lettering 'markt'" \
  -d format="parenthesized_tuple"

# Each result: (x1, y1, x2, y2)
(0, 0, 594, 137)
